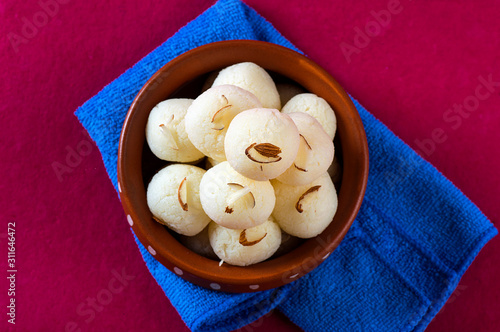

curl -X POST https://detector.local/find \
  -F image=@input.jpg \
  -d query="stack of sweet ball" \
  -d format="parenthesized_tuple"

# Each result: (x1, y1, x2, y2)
(145, 62, 341, 267)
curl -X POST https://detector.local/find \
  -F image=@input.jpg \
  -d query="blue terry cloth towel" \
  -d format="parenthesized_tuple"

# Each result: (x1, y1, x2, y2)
(75, 0, 497, 331)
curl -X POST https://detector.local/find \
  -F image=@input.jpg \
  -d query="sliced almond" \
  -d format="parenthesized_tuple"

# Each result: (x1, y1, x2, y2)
(299, 134, 312, 150)
(226, 182, 256, 210)
(226, 183, 250, 205)
(177, 177, 188, 211)
(211, 94, 232, 130)
(211, 104, 232, 130)
(254, 143, 282, 157)
(239, 229, 267, 246)
(295, 185, 321, 213)
(245, 143, 282, 164)
(293, 134, 312, 172)
(294, 134, 312, 172)
(152, 215, 165, 225)
(246, 191, 256, 208)
(159, 115, 179, 150)
(227, 182, 244, 189)
(294, 163, 308, 172)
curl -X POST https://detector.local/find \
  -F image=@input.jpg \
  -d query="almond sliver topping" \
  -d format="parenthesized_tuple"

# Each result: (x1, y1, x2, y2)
(245, 143, 282, 164)
(159, 115, 179, 150)
(226, 183, 256, 210)
(177, 177, 188, 211)
(239, 229, 267, 246)
(295, 185, 321, 213)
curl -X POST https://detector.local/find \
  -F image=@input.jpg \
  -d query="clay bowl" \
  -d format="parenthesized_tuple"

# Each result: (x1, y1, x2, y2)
(118, 40, 368, 293)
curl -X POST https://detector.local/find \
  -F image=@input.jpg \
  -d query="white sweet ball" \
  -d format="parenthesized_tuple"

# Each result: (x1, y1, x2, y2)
(276, 112, 334, 186)
(224, 108, 300, 181)
(208, 217, 281, 266)
(185, 85, 262, 162)
(272, 173, 338, 238)
(199, 161, 275, 230)
(282, 93, 337, 139)
(145, 99, 204, 162)
(147, 164, 210, 236)
(212, 62, 281, 109)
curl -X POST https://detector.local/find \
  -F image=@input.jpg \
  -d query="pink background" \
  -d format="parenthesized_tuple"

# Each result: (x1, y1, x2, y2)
(1, 0, 499, 331)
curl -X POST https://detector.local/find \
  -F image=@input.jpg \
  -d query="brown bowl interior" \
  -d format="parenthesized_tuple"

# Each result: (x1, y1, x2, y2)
(118, 40, 368, 293)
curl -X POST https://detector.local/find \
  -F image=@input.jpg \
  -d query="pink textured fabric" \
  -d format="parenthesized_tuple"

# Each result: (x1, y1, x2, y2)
(1, 0, 498, 331)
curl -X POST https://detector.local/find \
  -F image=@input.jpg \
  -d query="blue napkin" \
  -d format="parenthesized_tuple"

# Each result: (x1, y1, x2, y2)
(75, 0, 497, 331)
